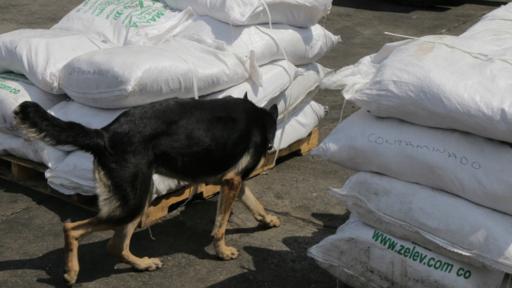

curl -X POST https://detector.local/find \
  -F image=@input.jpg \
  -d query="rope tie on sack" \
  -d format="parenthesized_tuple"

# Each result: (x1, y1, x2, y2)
(339, 97, 348, 123)
(384, 32, 512, 66)
(253, 0, 296, 166)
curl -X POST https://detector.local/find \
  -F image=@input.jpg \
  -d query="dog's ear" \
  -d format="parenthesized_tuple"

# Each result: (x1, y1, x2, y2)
(268, 104, 278, 121)
(243, 92, 249, 101)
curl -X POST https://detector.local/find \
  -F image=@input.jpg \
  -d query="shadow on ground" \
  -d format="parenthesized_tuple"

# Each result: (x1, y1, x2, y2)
(0, 184, 350, 288)
(0, 189, 347, 288)
(334, 0, 507, 12)
(208, 213, 350, 288)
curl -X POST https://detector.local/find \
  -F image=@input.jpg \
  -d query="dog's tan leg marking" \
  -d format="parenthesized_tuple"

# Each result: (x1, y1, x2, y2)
(211, 175, 242, 260)
(239, 185, 281, 228)
(63, 217, 111, 285)
(107, 216, 162, 271)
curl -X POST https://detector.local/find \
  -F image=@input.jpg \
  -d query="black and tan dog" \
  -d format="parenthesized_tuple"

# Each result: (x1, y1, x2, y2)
(14, 96, 281, 285)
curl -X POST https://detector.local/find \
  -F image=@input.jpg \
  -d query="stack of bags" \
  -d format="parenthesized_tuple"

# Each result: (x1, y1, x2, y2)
(0, 0, 339, 197)
(309, 3, 512, 288)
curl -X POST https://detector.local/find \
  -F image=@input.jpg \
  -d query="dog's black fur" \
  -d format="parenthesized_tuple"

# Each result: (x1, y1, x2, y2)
(14, 97, 278, 225)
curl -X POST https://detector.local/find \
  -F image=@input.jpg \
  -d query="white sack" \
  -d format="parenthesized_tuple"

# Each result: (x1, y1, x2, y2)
(46, 100, 323, 195)
(49, 101, 125, 130)
(207, 60, 297, 107)
(175, 16, 340, 66)
(46, 149, 187, 197)
(0, 29, 111, 94)
(312, 110, 512, 215)
(322, 30, 512, 143)
(46, 151, 96, 195)
(273, 100, 324, 149)
(61, 37, 252, 108)
(270, 63, 331, 119)
(308, 218, 504, 288)
(209, 62, 330, 118)
(163, 0, 332, 27)
(463, 3, 512, 35)
(53, 0, 194, 45)
(0, 73, 64, 135)
(334, 172, 512, 273)
(0, 133, 66, 168)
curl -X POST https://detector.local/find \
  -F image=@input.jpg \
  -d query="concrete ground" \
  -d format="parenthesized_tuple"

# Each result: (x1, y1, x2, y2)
(0, 0, 508, 287)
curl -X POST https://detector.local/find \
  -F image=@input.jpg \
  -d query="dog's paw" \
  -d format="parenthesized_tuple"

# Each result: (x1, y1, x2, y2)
(217, 246, 239, 260)
(63, 270, 78, 286)
(132, 257, 163, 271)
(262, 214, 281, 228)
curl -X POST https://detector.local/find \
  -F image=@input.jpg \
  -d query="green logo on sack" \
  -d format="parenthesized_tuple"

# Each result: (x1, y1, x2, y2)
(78, 0, 168, 28)
(0, 80, 21, 95)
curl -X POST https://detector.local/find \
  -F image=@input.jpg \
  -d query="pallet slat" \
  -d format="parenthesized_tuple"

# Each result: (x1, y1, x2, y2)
(0, 128, 319, 228)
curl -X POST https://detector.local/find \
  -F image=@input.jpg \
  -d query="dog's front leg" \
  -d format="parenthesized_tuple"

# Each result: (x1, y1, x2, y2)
(107, 215, 162, 271)
(211, 175, 242, 260)
(239, 185, 281, 228)
(63, 217, 111, 285)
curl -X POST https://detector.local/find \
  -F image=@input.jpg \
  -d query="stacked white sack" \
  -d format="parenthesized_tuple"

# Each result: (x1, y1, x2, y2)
(321, 2, 512, 143)
(308, 217, 505, 288)
(52, 0, 195, 46)
(332, 172, 512, 274)
(0, 29, 111, 94)
(0, 0, 336, 198)
(312, 110, 512, 216)
(0, 132, 66, 168)
(172, 15, 340, 66)
(0, 0, 199, 94)
(0, 73, 67, 167)
(163, 0, 332, 27)
(46, 62, 328, 195)
(0, 73, 64, 135)
(310, 4, 512, 285)
(61, 16, 339, 108)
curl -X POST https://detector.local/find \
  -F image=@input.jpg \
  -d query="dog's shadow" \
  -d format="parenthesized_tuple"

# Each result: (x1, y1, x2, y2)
(0, 179, 350, 287)
(208, 212, 350, 288)
(0, 195, 221, 287)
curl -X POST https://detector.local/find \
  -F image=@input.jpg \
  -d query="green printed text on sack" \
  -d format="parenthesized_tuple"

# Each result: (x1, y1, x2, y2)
(372, 229, 473, 280)
(77, 0, 168, 28)
(0, 80, 20, 95)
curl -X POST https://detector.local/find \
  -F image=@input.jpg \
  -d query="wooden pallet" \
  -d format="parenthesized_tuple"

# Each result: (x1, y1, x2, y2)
(0, 128, 319, 228)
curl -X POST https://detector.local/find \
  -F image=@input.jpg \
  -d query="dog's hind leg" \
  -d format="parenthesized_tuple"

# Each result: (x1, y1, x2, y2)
(63, 217, 112, 285)
(211, 175, 243, 260)
(107, 215, 163, 271)
(239, 185, 281, 228)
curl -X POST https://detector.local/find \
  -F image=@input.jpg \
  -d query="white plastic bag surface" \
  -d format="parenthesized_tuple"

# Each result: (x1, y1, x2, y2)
(0, 29, 111, 94)
(49, 101, 125, 130)
(0, 73, 64, 134)
(174, 16, 340, 66)
(313, 110, 512, 216)
(273, 100, 324, 149)
(163, 0, 332, 27)
(53, 0, 194, 45)
(0, 133, 66, 168)
(335, 172, 512, 273)
(208, 62, 329, 119)
(61, 37, 251, 108)
(308, 218, 504, 288)
(207, 60, 297, 107)
(323, 27, 512, 143)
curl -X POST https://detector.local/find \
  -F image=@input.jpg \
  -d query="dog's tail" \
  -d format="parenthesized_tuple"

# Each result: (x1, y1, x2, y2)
(14, 101, 107, 155)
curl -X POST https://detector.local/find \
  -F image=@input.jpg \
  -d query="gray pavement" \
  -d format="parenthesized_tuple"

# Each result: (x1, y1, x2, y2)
(0, 0, 508, 287)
